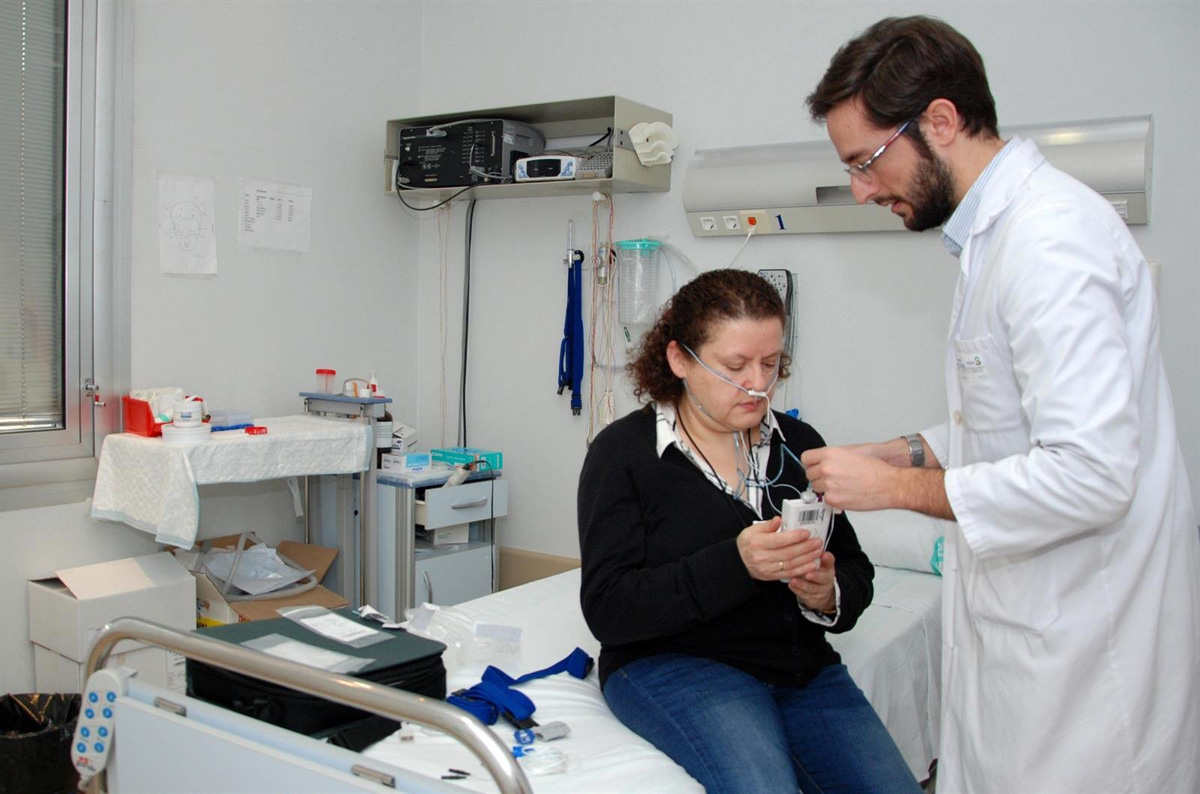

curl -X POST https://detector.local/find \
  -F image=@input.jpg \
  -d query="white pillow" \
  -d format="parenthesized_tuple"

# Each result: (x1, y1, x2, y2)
(847, 509, 950, 575)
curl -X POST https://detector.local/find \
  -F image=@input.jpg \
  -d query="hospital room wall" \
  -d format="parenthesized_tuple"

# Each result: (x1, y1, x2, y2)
(415, 0, 1200, 561)
(0, 0, 425, 694)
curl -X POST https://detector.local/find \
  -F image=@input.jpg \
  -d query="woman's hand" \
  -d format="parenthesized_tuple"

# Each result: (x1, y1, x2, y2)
(789, 551, 837, 614)
(737, 517, 827, 582)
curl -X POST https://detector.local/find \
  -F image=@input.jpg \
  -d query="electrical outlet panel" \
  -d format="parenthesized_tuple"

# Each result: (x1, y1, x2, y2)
(758, 268, 794, 357)
(739, 210, 768, 233)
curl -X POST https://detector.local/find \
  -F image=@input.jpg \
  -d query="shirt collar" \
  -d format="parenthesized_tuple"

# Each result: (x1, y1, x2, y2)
(654, 401, 784, 458)
(941, 137, 1020, 258)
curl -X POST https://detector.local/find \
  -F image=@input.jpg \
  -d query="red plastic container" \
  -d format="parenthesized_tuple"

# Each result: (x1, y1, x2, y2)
(122, 395, 167, 437)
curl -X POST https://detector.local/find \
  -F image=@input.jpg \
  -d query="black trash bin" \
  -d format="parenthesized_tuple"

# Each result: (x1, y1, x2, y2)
(0, 693, 81, 794)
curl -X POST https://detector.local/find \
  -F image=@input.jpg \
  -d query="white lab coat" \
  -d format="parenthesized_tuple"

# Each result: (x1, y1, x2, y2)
(921, 138, 1200, 794)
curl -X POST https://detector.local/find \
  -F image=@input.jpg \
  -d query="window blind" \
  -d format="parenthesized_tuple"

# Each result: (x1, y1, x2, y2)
(0, 0, 66, 433)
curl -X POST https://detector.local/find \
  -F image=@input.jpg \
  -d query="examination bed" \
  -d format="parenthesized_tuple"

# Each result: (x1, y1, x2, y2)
(362, 565, 942, 791)
(84, 558, 942, 792)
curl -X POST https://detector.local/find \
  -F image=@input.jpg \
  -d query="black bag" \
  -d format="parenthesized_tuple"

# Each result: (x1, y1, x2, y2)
(0, 693, 81, 794)
(188, 609, 445, 750)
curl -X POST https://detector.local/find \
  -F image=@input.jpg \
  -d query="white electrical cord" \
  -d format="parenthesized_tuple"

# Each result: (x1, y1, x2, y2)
(437, 204, 452, 447)
(727, 224, 757, 268)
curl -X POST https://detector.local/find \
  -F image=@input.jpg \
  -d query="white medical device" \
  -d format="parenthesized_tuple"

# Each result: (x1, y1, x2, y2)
(684, 116, 1152, 235)
(72, 667, 131, 784)
(780, 491, 831, 544)
(515, 155, 577, 182)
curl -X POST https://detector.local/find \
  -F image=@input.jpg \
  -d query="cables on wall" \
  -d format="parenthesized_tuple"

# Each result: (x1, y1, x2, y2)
(458, 199, 477, 447)
(587, 192, 617, 444)
(436, 205, 452, 447)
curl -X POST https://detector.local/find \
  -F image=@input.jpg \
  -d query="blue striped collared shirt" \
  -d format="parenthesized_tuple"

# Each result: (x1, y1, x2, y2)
(941, 137, 1020, 258)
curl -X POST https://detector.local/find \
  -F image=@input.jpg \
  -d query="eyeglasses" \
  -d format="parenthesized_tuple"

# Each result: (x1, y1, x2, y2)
(844, 117, 916, 183)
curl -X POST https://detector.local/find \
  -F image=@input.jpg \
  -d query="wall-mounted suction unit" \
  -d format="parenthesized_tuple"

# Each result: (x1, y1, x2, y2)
(684, 116, 1151, 236)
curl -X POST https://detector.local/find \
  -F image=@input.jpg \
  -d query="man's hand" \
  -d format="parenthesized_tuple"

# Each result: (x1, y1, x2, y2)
(800, 445, 956, 519)
(800, 446, 902, 511)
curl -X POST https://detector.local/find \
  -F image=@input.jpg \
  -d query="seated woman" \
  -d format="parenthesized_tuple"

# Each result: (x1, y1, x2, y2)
(578, 269, 920, 793)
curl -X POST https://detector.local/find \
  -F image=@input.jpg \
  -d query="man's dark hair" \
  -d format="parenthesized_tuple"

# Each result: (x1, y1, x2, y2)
(807, 15, 999, 139)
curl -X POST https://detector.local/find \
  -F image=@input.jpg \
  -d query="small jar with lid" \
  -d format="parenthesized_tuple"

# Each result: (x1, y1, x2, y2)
(315, 368, 337, 394)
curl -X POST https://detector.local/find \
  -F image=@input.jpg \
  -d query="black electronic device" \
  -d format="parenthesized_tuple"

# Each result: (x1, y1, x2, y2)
(396, 119, 546, 190)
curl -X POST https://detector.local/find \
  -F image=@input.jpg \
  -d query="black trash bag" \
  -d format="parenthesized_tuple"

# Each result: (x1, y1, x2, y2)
(0, 693, 82, 794)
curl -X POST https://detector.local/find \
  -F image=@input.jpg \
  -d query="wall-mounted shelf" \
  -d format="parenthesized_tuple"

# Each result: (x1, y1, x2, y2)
(383, 95, 673, 201)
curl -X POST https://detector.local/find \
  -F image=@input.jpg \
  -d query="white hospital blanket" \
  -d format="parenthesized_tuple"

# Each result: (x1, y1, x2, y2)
(91, 415, 371, 548)
(829, 566, 943, 778)
(364, 566, 942, 792)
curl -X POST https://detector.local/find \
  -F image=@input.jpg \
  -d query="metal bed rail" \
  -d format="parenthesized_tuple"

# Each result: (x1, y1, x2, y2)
(84, 618, 532, 794)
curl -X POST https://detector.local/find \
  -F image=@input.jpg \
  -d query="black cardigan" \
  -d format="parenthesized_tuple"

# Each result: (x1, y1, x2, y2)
(578, 406, 874, 689)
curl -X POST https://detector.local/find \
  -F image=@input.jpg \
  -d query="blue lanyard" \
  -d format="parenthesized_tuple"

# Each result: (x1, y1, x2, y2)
(557, 250, 585, 415)
(447, 648, 593, 728)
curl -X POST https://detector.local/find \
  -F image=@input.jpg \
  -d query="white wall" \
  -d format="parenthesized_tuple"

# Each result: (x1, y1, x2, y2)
(416, 0, 1200, 559)
(129, 0, 422, 418)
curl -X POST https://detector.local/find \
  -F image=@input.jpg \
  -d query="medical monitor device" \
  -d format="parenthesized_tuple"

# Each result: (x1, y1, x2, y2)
(515, 156, 577, 181)
(395, 119, 546, 189)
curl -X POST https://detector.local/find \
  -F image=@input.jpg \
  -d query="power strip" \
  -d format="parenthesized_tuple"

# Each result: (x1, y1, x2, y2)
(758, 269, 794, 357)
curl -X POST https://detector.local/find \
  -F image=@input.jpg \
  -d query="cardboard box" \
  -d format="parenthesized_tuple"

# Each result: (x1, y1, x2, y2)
(431, 446, 503, 471)
(27, 552, 196, 693)
(34, 644, 187, 693)
(380, 451, 431, 474)
(421, 523, 469, 546)
(192, 538, 348, 626)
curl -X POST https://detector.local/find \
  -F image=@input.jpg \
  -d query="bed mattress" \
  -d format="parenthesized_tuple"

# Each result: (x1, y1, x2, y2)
(364, 565, 941, 792)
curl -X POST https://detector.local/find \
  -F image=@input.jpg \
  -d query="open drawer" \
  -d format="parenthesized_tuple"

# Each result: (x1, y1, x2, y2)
(415, 479, 508, 528)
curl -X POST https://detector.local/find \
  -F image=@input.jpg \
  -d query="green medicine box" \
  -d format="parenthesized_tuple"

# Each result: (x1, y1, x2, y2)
(431, 447, 503, 472)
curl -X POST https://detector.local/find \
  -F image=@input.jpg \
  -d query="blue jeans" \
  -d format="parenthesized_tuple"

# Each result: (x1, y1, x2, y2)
(603, 654, 921, 794)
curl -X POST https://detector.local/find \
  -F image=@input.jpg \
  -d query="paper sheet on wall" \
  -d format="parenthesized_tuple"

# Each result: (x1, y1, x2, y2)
(158, 174, 218, 275)
(238, 180, 312, 252)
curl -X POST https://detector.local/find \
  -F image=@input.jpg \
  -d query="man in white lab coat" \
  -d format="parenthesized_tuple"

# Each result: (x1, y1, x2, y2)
(802, 15, 1199, 794)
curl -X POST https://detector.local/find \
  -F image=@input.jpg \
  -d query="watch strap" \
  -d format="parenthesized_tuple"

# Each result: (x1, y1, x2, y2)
(904, 434, 925, 468)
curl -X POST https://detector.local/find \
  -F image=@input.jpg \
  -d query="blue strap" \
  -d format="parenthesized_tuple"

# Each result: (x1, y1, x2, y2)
(447, 648, 593, 727)
(557, 251, 584, 415)
(482, 647, 593, 688)
(447, 680, 536, 726)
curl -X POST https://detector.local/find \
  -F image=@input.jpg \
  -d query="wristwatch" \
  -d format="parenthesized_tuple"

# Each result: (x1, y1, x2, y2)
(904, 434, 925, 468)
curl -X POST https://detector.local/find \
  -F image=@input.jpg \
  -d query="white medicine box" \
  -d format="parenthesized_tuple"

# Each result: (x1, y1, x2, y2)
(27, 552, 195, 693)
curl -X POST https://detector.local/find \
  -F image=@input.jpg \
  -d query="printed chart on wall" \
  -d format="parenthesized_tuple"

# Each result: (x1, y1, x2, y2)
(158, 174, 218, 275)
(238, 180, 313, 253)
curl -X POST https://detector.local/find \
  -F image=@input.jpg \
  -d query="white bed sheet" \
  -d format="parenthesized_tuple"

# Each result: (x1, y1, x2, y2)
(364, 566, 941, 792)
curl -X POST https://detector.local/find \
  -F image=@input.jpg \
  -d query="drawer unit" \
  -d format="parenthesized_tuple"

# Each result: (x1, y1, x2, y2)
(414, 544, 494, 607)
(415, 479, 508, 528)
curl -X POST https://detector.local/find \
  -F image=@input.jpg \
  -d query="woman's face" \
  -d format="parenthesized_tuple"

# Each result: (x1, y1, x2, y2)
(668, 316, 785, 433)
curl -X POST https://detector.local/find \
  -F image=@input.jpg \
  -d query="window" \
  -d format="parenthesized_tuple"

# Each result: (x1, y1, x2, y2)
(0, 0, 120, 507)
(1, 0, 68, 442)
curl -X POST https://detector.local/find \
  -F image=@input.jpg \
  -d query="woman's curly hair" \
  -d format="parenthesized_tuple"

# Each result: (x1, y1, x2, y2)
(628, 268, 790, 404)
